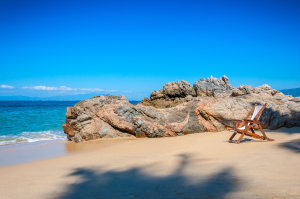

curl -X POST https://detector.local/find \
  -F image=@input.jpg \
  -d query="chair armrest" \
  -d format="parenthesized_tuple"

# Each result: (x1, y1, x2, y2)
(233, 120, 245, 129)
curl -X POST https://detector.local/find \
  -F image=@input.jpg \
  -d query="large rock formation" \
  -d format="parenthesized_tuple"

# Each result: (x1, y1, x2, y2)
(63, 76, 300, 142)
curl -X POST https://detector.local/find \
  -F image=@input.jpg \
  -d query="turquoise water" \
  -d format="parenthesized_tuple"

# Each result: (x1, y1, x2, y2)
(0, 100, 140, 146)
(0, 101, 78, 145)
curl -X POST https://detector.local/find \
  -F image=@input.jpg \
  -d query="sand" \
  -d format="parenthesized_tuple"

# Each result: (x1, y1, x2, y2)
(0, 128, 300, 199)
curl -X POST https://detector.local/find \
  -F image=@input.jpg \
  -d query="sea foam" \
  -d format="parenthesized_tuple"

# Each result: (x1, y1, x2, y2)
(0, 130, 66, 146)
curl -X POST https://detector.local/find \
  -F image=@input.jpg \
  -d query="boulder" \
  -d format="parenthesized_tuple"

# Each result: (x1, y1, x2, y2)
(150, 80, 196, 100)
(193, 75, 233, 97)
(143, 75, 234, 108)
(232, 84, 282, 97)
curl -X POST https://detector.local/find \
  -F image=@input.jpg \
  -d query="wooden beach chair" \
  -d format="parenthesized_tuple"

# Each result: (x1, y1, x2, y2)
(229, 103, 274, 144)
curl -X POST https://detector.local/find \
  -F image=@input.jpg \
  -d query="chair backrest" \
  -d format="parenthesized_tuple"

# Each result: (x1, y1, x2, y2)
(250, 105, 264, 120)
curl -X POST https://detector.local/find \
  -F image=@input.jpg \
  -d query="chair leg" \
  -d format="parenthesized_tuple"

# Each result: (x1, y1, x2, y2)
(229, 132, 237, 142)
(236, 125, 251, 144)
(236, 133, 245, 144)
(258, 124, 274, 141)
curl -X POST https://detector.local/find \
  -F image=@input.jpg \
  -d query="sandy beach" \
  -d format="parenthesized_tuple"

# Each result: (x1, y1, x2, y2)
(0, 128, 300, 199)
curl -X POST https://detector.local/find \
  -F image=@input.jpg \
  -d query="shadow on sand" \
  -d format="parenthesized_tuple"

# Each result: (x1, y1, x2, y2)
(55, 154, 240, 199)
(228, 138, 267, 144)
(280, 138, 300, 153)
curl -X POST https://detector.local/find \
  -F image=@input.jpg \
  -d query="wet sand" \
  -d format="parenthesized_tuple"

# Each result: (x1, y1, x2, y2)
(0, 128, 300, 199)
(0, 137, 136, 167)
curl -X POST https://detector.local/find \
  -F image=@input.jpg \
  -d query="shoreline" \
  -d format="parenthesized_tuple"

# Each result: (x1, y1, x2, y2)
(0, 136, 138, 167)
(0, 140, 67, 167)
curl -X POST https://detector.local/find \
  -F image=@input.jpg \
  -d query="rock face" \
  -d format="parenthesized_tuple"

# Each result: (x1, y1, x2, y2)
(63, 76, 300, 142)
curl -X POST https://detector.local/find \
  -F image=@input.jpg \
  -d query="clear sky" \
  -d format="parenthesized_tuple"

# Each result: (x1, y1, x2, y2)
(0, 0, 300, 99)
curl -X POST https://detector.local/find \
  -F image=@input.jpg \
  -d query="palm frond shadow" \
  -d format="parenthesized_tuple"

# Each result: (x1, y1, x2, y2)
(56, 154, 240, 199)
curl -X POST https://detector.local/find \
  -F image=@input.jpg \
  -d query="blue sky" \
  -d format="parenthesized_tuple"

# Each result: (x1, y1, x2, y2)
(0, 0, 300, 99)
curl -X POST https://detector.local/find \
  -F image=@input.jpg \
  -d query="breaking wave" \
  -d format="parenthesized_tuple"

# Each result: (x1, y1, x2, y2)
(0, 130, 66, 146)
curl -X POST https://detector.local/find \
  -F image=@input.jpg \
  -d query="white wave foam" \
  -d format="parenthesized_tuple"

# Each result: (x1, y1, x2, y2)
(0, 130, 66, 146)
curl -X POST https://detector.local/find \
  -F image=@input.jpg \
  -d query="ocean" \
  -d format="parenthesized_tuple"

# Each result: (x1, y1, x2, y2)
(0, 101, 79, 146)
(0, 100, 140, 146)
